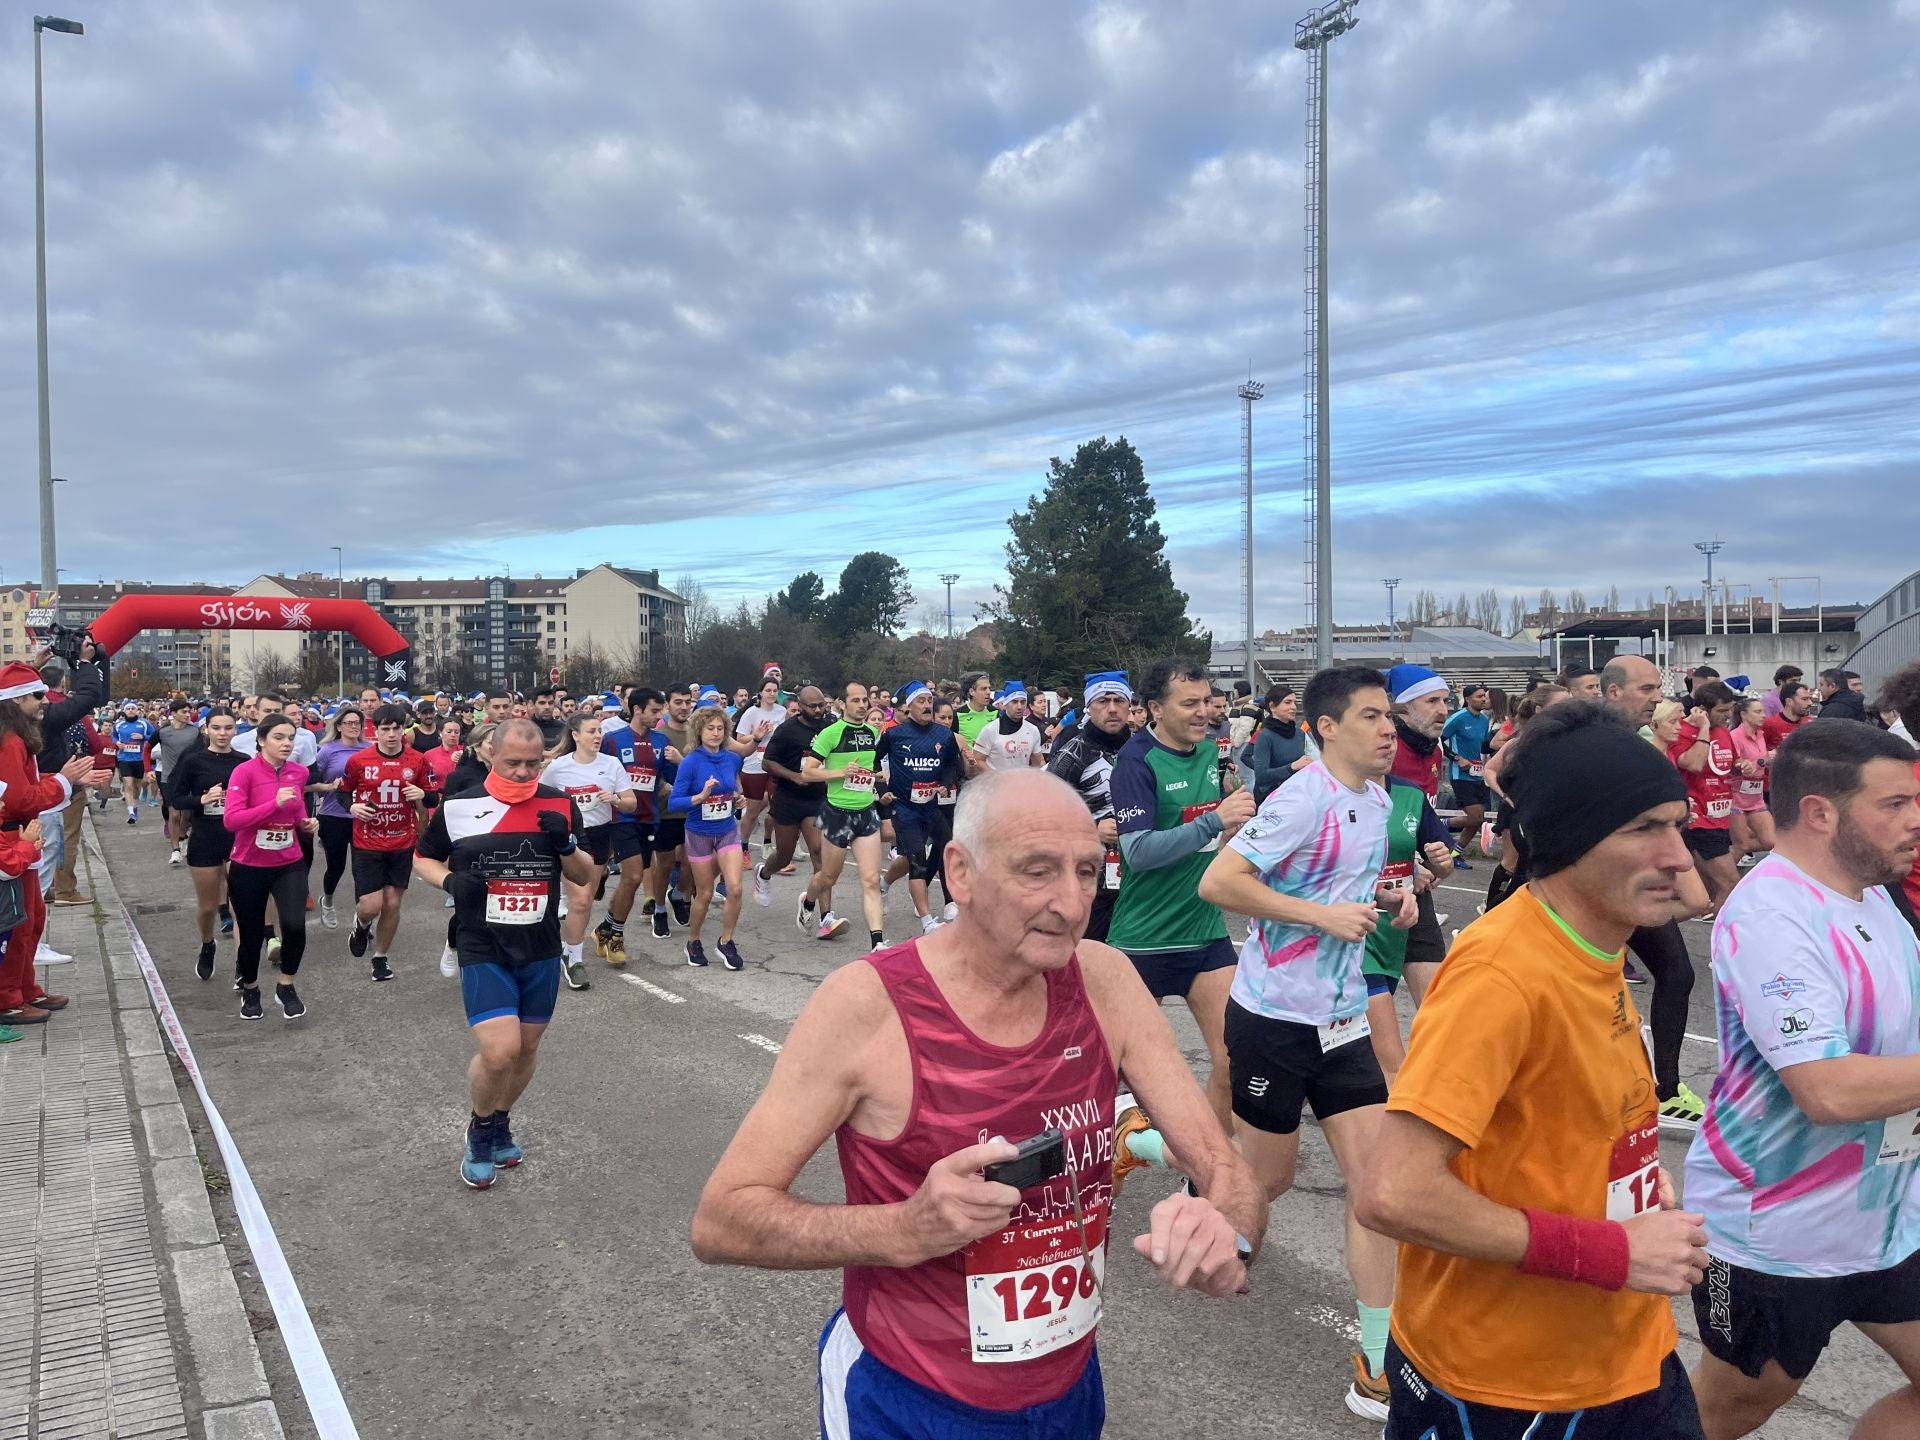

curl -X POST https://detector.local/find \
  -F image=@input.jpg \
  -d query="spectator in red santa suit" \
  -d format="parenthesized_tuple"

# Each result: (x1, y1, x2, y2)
(0, 660, 108, 1025)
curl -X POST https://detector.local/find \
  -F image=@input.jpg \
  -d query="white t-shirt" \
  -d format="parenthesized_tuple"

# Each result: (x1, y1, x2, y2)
(733, 704, 787, 774)
(540, 752, 634, 830)
(232, 725, 318, 768)
(972, 719, 1041, 773)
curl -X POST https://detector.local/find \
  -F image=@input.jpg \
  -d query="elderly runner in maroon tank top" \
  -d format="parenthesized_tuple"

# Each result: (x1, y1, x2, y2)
(693, 768, 1264, 1438)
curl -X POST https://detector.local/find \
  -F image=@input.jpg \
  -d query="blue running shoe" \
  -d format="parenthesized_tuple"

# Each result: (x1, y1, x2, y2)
(492, 1111, 523, 1169)
(460, 1119, 497, 1189)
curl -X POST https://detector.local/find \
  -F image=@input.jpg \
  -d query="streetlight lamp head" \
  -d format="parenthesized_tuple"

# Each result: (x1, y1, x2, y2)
(35, 16, 85, 34)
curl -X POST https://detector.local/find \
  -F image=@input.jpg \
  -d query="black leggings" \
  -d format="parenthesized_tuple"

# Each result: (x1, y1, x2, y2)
(1628, 920, 1696, 1101)
(228, 860, 309, 988)
(317, 814, 353, 899)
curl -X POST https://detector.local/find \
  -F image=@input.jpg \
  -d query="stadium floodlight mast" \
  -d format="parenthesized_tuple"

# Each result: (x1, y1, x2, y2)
(1693, 538, 1724, 637)
(1238, 379, 1264, 686)
(35, 14, 84, 599)
(1382, 578, 1400, 658)
(940, 573, 960, 680)
(1296, 0, 1357, 670)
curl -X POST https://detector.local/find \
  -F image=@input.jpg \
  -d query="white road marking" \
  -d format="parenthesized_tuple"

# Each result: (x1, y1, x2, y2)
(738, 1033, 784, 1054)
(618, 973, 687, 1004)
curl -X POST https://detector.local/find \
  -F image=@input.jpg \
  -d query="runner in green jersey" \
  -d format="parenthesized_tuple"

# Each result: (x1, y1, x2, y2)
(1359, 776, 1454, 1083)
(1108, 657, 1257, 1130)
(954, 671, 998, 761)
(802, 683, 886, 947)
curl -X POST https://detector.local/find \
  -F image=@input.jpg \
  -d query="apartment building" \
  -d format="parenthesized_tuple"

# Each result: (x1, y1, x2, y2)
(230, 564, 686, 692)
(51, 582, 236, 690)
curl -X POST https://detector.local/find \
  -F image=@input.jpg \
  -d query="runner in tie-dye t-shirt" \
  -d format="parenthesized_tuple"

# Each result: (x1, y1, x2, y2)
(1682, 720, 1920, 1435)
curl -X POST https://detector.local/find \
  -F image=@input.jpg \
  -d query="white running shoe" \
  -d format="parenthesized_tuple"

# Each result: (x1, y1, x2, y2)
(36, 943, 73, 964)
(439, 944, 458, 978)
(168, 849, 182, 867)
(320, 900, 338, 930)
(753, 868, 771, 907)
(920, 913, 941, 934)
(941, 901, 958, 923)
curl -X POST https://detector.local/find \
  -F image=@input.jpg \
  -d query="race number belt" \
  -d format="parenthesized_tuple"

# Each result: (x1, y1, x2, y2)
(700, 798, 734, 822)
(909, 781, 939, 805)
(842, 767, 876, 794)
(255, 827, 294, 851)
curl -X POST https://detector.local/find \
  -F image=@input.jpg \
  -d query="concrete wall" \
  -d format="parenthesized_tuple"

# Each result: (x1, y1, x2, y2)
(1667, 630, 1859, 686)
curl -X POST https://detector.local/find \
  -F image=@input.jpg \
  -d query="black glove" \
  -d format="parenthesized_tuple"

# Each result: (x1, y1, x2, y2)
(445, 871, 487, 908)
(536, 808, 576, 854)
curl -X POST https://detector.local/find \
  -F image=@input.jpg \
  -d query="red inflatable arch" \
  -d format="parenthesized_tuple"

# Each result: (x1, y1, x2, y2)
(86, 593, 413, 690)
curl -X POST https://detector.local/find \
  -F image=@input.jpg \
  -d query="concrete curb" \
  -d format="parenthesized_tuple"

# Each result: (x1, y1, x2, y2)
(77, 817, 287, 1439)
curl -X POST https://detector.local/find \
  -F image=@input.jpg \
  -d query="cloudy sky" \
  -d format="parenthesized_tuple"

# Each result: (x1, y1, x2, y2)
(2, 0, 1915, 641)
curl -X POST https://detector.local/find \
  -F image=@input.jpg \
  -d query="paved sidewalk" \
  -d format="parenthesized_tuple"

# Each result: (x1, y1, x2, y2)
(0, 818, 285, 1440)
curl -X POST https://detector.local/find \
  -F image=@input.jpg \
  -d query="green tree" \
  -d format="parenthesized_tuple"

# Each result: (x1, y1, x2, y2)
(775, 571, 827, 624)
(829, 553, 913, 641)
(989, 436, 1207, 679)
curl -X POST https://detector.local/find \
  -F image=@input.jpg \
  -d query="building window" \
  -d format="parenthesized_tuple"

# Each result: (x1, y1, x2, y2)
(546, 621, 556, 633)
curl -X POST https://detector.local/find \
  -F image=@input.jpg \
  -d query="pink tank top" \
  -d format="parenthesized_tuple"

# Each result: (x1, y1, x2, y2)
(1728, 724, 1769, 812)
(836, 939, 1116, 1411)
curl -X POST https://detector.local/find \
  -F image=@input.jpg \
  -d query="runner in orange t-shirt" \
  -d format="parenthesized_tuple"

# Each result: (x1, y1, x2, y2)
(1357, 700, 1711, 1437)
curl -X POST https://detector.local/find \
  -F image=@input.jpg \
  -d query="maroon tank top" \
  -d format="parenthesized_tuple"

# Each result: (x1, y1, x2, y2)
(836, 938, 1117, 1411)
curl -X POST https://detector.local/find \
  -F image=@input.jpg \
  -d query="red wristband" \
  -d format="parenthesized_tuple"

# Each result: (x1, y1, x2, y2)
(1518, 1208, 1630, 1291)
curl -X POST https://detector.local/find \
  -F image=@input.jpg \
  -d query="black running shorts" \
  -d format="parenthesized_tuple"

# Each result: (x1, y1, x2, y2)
(351, 847, 414, 897)
(1384, 1338, 1703, 1438)
(1693, 1247, 1920, 1381)
(1224, 998, 1388, 1135)
(185, 821, 233, 869)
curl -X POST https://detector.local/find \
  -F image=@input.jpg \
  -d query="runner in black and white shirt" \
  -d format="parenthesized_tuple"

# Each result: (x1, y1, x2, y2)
(415, 719, 592, 1190)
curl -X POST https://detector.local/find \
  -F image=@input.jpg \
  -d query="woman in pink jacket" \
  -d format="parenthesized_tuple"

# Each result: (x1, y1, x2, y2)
(224, 714, 318, 1021)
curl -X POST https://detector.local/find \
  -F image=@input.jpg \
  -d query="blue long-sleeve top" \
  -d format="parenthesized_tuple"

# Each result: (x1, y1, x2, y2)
(667, 745, 744, 835)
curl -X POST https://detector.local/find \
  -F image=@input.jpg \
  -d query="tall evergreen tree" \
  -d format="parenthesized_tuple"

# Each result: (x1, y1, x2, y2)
(990, 437, 1207, 679)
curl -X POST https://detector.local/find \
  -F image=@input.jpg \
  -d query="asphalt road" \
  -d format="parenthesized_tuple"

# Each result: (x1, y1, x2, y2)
(90, 812, 1872, 1438)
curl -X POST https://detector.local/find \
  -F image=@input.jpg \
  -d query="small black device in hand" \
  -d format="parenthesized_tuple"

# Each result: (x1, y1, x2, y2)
(983, 1128, 1066, 1191)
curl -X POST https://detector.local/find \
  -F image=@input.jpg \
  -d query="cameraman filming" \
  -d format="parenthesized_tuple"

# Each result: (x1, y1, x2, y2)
(0, 638, 111, 1025)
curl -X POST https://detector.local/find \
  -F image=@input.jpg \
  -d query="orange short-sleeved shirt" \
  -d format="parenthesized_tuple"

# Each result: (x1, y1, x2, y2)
(1387, 885, 1676, 1410)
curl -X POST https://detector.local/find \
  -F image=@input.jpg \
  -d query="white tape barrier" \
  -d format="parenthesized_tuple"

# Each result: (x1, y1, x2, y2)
(118, 904, 361, 1439)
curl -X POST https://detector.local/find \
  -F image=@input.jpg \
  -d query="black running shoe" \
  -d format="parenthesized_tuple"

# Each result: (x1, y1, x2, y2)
(669, 893, 691, 927)
(718, 939, 744, 972)
(276, 983, 306, 1020)
(651, 909, 670, 940)
(196, 942, 215, 982)
(371, 956, 394, 982)
(348, 920, 372, 958)
(685, 939, 708, 968)
(239, 988, 263, 1020)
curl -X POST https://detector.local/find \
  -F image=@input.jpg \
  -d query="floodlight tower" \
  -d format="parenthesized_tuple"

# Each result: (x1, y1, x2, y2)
(1296, 0, 1357, 669)
(1382, 577, 1400, 657)
(1694, 539, 1723, 637)
(1238, 379, 1264, 686)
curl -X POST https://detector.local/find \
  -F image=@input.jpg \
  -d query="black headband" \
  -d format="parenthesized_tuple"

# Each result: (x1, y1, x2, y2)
(1511, 721, 1687, 879)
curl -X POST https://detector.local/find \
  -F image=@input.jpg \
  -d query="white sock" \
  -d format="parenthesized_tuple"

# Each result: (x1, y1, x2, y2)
(564, 940, 584, 964)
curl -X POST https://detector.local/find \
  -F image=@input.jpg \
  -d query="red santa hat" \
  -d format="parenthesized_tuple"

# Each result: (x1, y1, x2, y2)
(0, 662, 49, 701)
(763, 661, 782, 677)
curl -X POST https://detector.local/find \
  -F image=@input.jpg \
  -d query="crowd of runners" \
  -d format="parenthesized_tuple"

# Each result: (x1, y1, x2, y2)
(3, 642, 1919, 1437)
